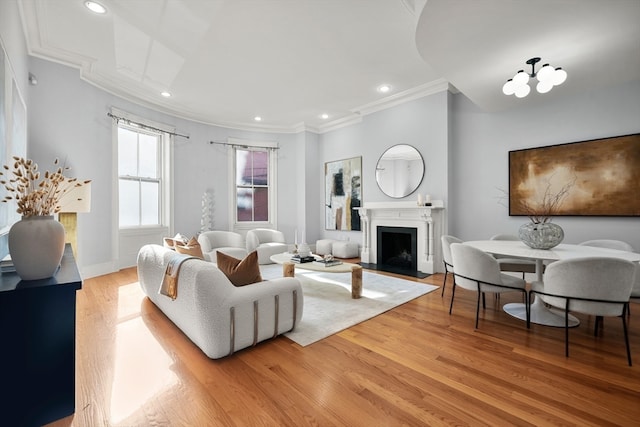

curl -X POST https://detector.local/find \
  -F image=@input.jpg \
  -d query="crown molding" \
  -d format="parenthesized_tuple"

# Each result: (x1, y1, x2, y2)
(351, 79, 450, 116)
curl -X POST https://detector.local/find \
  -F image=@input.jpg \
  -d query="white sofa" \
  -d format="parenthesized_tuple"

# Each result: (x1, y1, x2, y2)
(245, 228, 288, 264)
(197, 230, 248, 262)
(137, 244, 303, 359)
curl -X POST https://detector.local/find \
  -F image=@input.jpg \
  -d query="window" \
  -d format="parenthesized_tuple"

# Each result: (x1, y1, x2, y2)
(235, 148, 270, 222)
(118, 125, 163, 227)
(228, 140, 277, 230)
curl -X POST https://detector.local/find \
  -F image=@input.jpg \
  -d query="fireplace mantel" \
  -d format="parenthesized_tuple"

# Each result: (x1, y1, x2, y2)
(356, 201, 445, 274)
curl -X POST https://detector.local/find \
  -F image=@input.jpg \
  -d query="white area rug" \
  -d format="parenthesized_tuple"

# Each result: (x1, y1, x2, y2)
(260, 264, 438, 346)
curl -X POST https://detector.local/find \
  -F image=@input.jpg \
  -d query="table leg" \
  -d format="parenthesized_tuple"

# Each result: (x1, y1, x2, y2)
(351, 265, 362, 299)
(283, 262, 295, 278)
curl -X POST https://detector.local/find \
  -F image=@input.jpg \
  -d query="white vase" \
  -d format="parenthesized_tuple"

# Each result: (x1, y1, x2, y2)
(518, 222, 564, 250)
(8, 215, 66, 280)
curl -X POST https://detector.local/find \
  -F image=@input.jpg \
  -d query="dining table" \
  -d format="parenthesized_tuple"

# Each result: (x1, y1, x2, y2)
(463, 240, 640, 327)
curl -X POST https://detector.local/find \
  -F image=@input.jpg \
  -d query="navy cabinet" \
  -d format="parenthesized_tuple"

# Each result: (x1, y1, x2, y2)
(0, 244, 82, 426)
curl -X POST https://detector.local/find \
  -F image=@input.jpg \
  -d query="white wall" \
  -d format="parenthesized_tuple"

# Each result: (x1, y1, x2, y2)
(0, 0, 29, 258)
(26, 57, 304, 276)
(318, 91, 450, 245)
(449, 80, 640, 249)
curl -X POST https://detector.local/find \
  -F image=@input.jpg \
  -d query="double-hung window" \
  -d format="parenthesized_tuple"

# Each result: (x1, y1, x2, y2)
(229, 140, 277, 231)
(118, 126, 163, 227)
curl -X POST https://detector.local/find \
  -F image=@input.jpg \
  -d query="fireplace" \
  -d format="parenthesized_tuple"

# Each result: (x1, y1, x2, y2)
(377, 226, 418, 273)
(356, 201, 444, 275)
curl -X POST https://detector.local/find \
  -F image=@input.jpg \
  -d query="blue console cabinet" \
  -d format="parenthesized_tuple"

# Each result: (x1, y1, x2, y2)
(0, 244, 82, 426)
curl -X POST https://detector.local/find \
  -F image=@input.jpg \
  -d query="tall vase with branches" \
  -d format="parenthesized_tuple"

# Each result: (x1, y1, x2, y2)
(500, 178, 574, 249)
(1, 157, 90, 280)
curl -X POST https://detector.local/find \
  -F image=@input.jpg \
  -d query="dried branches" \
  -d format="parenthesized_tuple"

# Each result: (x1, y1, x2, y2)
(0, 156, 91, 217)
(497, 176, 575, 224)
(518, 179, 574, 224)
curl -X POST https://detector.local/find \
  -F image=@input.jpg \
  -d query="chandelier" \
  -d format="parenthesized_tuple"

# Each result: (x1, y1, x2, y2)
(502, 57, 567, 98)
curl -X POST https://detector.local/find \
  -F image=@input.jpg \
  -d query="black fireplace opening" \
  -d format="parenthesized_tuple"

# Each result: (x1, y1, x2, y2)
(359, 226, 428, 278)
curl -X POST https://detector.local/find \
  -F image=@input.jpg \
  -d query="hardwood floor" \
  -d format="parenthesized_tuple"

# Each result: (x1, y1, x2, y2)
(46, 264, 640, 427)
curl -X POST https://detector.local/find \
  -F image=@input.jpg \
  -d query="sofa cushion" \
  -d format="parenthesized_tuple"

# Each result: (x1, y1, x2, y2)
(175, 237, 204, 259)
(216, 250, 263, 286)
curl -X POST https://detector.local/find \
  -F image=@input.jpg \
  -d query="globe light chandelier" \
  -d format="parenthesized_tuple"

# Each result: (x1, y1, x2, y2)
(502, 57, 567, 98)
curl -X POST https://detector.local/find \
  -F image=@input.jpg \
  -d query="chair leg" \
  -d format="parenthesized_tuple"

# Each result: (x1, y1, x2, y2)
(565, 308, 570, 358)
(482, 292, 486, 309)
(622, 305, 632, 366)
(475, 291, 481, 329)
(441, 265, 448, 297)
(594, 315, 604, 336)
(448, 283, 457, 315)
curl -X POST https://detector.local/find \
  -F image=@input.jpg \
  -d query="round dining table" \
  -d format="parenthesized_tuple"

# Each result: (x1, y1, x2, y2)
(463, 240, 640, 327)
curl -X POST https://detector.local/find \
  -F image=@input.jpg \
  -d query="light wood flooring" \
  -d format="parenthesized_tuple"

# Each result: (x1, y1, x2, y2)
(46, 263, 640, 426)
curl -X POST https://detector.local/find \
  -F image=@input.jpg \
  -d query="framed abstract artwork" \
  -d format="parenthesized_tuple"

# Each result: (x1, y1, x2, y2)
(509, 133, 640, 217)
(325, 156, 362, 230)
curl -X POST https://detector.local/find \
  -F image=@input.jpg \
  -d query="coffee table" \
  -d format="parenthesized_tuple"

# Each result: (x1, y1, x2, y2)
(270, 253, 363, 298)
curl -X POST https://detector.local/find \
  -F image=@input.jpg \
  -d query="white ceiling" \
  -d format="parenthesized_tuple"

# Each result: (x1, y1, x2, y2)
(18, 0, 640, 134)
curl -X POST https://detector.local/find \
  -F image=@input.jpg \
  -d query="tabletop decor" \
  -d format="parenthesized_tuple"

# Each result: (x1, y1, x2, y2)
(516, 180, 573, 249)
(1, 156, 90, 280)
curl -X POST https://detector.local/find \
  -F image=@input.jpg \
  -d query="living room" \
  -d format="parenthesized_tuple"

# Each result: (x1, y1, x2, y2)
(1, 1, 639, 426)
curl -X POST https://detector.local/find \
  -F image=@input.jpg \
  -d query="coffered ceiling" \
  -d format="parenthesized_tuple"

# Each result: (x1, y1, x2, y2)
(18, 0, 640, 133)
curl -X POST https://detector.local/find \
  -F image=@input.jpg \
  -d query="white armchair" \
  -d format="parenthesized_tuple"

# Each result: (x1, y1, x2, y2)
(246, 228, 288, 264)
(198, 231, 248, 262)
(529, 257, 636, 365)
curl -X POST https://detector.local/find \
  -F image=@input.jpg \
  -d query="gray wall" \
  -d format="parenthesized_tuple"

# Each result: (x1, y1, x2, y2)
(26, 57, 305, 276)
(450, 80, 640, 248)
(318, 91, 450, 245)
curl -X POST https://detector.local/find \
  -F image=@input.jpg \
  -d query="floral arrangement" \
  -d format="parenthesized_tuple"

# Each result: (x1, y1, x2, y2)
(0, 156, 90, 217)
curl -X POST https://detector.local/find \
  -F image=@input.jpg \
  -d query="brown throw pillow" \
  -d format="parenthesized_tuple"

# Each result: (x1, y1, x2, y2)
(216, 250, 262, 287)
(175, 236, 204, 259)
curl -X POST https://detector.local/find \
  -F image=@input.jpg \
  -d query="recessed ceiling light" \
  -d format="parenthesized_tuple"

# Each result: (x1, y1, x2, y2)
(85, 1, 107, 14)
(320, 113, 329, 120)
(254, 116, 262, 122)
(160, 91, 172, 98)
(377, 84, 391, 93)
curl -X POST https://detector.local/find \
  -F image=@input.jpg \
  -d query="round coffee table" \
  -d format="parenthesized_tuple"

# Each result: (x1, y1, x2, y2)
(270, 253, 363, 298)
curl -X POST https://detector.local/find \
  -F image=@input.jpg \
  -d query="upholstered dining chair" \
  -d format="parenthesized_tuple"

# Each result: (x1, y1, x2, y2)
(629, 262, 640, 313)
(579, 239, 635, 331)
(579, 239, 635, 252)
(449, 243, 529, 328)
(489, 234, 537, 279)
(441, 235, 463, 297)
(529, 257, 636, 366)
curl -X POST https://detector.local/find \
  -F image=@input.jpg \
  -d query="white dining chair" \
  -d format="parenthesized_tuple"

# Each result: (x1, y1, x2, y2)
(630, 262, 640, 310)
(440, 235, 462, 297)
(529, 257, 636, 366)
(489, 234, 537, 279)
(579, 239, 634, 252)
(449, 243, 528, 328)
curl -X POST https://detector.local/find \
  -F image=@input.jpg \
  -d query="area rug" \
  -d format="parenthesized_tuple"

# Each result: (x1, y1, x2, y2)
(260, 264, 439, 346)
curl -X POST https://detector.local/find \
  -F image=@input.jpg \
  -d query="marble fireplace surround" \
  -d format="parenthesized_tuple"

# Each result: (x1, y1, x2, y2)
(356, 201, 444, 274)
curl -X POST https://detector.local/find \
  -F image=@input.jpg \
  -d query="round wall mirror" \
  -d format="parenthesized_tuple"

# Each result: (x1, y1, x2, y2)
(375, 144, 425, 198)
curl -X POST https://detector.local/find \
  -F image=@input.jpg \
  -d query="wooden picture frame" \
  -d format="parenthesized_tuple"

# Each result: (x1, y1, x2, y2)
(509, 133, 640, 217)
(325, 156, 362, 230)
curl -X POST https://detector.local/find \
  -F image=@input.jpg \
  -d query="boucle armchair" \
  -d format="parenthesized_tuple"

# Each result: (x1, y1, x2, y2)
(137, 244, 303, 358)
(198, 230, 248, 262)
(245, 228, 288, 264)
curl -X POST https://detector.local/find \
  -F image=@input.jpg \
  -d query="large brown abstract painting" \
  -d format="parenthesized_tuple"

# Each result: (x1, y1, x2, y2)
(325, 156, 362, 230)
(509, 134, 640, 217)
